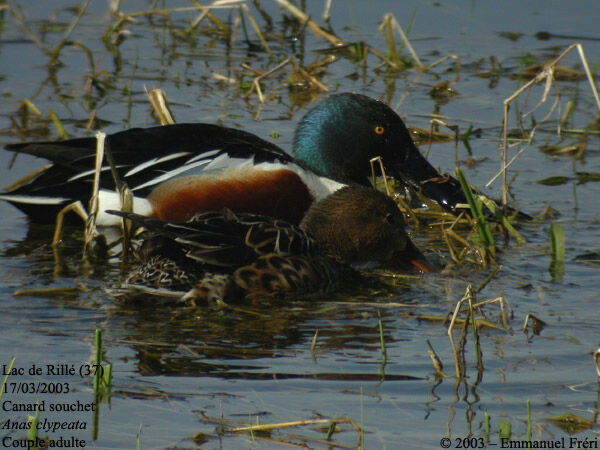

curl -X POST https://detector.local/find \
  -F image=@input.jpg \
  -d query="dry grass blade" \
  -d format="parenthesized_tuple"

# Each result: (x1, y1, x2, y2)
(275, 0, 344, 46)
(128, 2, 244, 18)
(427, 340, 445, 378)
(8, 2, 51, 53)
(409, 126, 457, 146)
(240, 4, 272, 56)
(119, 185, 134, 259)
(424, 54, 461, 80)
(522, 313, 546, 337)
(330, 301, 429, 308)
(186, 0, 231, 33)
(447, 287, 470, 379)
(98, 134, 135, 258)
(488, 43, 600, 205)
(474, 265, 502, 294)
(369, 156, 420, 226)
(214, 415, 364, 448)
(593, 349, 600, 378)
(418, 316, 505, 331)
(146, 88, 175, 125)
(424, 119, 459, 166)
(379, 13, 423, 68)
(243, 57, 293, 103)
(447, 285, 511, 379)
(444, 228, 479, 256)
(369, 156, 391, 196)
(441, 212, 490, 268)
(576, 43, 600, 111)
(186, 6, 211, 33)
(47, 109, 68, 140)
(242, 57, 328, 103)
(14, 284, 89, 297)
(310, 329, 318, 363)
(49, 0, 93, 62)
(230, 417, 361, 441)
(21, 99, 43, 117)
(472, 296, 511, 331)
(83, 132, 105, 254)
(3, 164, 50, 192)
(322, 0, 332, 22)
(443, 229, 460, 264)
(52, 201, 88, 247)
(467, 287, 484, 377)
(295, 65, 329, 92)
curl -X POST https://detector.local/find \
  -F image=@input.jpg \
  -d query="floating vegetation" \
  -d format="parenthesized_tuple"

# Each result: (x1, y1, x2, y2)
(1, 1, 599, 447)
(446, 284, 510, 380)
(196, 414, 363, 448)
(537, 175, 571, 186)
(544, 413, 594, 434)
(522, 313, 547, 338)
(521, 64, 587, 82)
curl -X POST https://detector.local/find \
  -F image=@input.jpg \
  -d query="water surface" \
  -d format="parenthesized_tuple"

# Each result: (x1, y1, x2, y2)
(1, 1, 599, 448)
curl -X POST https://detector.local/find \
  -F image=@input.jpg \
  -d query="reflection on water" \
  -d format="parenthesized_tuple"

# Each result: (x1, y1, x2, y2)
(1, 0, 600, 447)
(3, 219, 600, 446)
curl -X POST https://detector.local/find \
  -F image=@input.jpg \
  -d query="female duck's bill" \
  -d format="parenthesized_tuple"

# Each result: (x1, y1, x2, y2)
(108, 186, 437, 304)
(1, 93, 466, 227)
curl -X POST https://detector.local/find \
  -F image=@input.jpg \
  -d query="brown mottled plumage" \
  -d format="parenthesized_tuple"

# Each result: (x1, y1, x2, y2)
(108, 186, 434, 304)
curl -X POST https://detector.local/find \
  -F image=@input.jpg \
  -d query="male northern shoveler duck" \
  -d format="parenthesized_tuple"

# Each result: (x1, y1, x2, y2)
(108, 186, 436, 303)
(1, 93, 466, 226)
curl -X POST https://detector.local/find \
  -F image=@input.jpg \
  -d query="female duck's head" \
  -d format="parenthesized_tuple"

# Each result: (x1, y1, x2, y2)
(300, 185, 436, 273)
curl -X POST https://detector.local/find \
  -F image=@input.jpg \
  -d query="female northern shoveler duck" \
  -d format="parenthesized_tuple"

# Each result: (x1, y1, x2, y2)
(1, 93, 466, 226)
(108, 186, 436, 303)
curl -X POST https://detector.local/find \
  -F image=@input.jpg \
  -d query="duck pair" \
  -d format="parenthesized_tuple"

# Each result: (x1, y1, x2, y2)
(108, 186, 434, 303)
(2, 93, 451, 300)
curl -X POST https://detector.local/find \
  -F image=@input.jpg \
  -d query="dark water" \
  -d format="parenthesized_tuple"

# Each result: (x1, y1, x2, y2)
(1, 1, 600, 448)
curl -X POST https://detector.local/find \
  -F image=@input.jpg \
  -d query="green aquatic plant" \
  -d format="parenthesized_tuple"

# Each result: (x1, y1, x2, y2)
(455, 167, 496, 258)
(0, 356, 15, 404)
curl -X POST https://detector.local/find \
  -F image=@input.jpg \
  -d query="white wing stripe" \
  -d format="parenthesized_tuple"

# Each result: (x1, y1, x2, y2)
(67, 166, 114, 182)
(202, 153, 255, 171)
(124, 152, 192, 177)
(132, 159, 217, 191)
(186, 149, 221, 164)
(0, 194, 69, 205)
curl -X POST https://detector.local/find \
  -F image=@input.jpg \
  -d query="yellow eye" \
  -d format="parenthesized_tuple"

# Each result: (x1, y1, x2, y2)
(374, 126, 385, 135)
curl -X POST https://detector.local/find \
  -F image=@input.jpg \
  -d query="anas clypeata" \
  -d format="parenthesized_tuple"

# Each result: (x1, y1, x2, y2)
(1, 93, 466, 226)
(108, 186, 436, 303)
